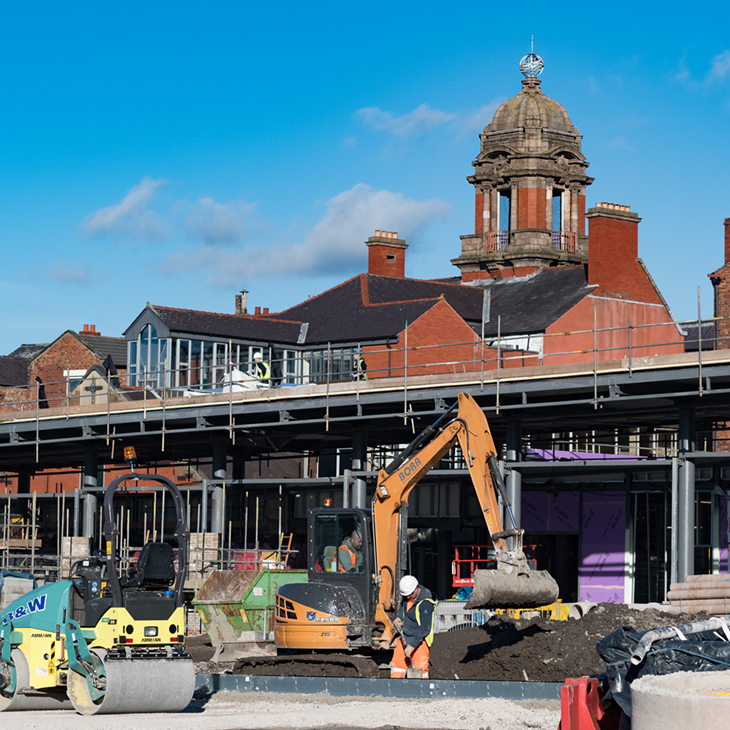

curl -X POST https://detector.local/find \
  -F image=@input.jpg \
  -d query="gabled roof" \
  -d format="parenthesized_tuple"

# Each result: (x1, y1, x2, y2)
(479, 266, 594, 336)
(8, 333, 127, 368)
(8, 343, 50, 360)
(0, 357, 29, 386)
(128, 267, 595, 350)
(148, 305, 304, 345)
(279, 268, 594, 341)
(278, 276, 440, 344)
(78, 335, 128, 366)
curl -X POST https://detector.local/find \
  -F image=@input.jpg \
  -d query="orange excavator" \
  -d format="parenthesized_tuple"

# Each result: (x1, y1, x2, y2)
(274, 393, 558, 650)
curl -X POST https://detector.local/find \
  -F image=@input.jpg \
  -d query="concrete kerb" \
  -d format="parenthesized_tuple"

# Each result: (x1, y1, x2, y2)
(195, 674, 562, 701)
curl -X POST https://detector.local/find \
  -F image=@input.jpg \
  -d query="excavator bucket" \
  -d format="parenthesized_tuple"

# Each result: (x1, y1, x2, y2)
(466, 568, 559, 610)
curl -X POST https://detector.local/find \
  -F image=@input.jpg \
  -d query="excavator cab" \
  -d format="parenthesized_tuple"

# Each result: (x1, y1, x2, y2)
(275, 508, 376, 650)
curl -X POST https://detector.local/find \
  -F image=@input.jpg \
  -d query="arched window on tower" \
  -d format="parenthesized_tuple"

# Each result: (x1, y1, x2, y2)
(552, 191, 562, 232)
(498, 192, 510, 250)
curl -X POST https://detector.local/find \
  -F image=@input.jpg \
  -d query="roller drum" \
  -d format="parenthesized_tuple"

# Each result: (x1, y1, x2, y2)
(67, 650, 195, 715)
(466, 569, 559, 609)
(0, 648, 72, 712)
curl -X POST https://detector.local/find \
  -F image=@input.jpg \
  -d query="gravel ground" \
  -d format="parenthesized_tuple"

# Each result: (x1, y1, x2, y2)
(5, 692, 561, 730)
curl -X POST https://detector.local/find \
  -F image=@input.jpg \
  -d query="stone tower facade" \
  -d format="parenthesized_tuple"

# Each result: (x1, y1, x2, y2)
(452, 64, 593, 281)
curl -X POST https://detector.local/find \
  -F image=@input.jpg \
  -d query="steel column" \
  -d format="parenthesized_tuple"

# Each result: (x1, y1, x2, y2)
(351, 431, 367, 508)
(83, 493, 97, 537)
(677, 407, 696, 582)
(505, 418, 522, 530)
(211, 442, 226, 534)
(83, 449, 98, 491)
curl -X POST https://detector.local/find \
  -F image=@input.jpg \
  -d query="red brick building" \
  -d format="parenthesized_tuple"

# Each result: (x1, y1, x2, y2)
(121, 69, 684, 389)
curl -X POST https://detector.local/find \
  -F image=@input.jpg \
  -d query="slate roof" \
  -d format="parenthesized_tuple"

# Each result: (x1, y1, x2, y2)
(279, 268, 594, 342)
(78, 335, 128, 366)
(150, 306, 304, 345)
(139, 267, 595, 349)
(8, 343, 50, 359)
(0, 357, 29, 386)
(479, 266, 594, 336)
(280, 277, 439, 344)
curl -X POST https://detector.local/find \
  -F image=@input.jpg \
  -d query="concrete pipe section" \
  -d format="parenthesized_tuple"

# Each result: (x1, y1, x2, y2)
(632, 669, 730, 730)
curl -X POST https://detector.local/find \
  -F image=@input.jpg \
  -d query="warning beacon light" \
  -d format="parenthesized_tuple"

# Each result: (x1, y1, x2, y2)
(124, 446, 138, 470)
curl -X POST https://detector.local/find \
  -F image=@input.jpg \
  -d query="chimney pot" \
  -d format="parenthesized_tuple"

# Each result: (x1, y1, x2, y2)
(255, 306, 261, 315)
(263, 307, 269, 315)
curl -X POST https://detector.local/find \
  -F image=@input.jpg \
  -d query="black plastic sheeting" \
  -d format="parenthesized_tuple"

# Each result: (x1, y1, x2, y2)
(596, 625, 730, 720)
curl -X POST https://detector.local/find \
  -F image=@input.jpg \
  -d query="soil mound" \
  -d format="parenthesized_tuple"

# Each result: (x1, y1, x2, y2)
(228, 604, 711, 682)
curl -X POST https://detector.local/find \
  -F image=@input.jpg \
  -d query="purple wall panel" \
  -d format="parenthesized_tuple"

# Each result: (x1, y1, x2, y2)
(580, 492, 626, 603)
(522, 492, 580, 533)
(722, 497, 728, 573)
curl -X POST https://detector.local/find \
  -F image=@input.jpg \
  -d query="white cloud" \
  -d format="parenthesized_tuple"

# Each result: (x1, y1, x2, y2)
(184, 197, 257, 245)
(710, 50, 730, 81)
(452, 101, 505, 137)
(80, 177, 169, 240)
(357, 100, 505, 140)
(358, 103, 455, 136)
(160, 183, 451, 284)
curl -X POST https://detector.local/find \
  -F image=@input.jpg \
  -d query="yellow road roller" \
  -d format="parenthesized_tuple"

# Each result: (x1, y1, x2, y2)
(0, 454, 194, 714)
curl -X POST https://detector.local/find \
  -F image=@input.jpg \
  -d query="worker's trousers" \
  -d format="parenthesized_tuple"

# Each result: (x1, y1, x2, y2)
(390, 637, 430, 679)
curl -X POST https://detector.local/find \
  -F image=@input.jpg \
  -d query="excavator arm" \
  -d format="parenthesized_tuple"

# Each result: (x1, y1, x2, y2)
(371, 393, 558, 646)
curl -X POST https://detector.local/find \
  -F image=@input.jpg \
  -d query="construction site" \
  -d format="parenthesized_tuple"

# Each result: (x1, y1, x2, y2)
(3, 51, 730, 729)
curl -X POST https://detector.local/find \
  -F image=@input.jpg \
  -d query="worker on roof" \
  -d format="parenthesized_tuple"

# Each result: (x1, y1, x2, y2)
(352, 349, 368, 381)
(338, 529, 363, 573)
(391, 575, 435, 679)
(252, 352, 270, 382)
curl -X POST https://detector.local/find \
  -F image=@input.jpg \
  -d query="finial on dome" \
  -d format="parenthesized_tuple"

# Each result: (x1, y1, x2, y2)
(519, 36, 544, 78)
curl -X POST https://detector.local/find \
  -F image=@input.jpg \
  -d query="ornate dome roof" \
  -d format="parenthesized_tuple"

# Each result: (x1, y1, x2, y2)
(488, 77, 574, 134)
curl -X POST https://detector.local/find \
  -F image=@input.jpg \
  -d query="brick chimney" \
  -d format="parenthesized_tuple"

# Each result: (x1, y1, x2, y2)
(80, 324, 101, 336)
(366, 230, 408, 278)
(709, 218, 730, 350)
(586, 203, 652, 300)
(235, 289, 249, 315)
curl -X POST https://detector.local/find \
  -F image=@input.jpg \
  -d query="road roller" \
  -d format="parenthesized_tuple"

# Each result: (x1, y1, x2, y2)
(0, 452, 194, 714)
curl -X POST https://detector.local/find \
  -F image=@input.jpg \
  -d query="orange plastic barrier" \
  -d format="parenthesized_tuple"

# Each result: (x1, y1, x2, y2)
(557, 677, 623, 730)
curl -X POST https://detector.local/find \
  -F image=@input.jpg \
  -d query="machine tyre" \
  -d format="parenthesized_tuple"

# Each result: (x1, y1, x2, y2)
(67, 648, 195, 715)
(0, 648, 72, 712)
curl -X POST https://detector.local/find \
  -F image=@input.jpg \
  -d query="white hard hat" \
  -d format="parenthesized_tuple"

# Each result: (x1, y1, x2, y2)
(253, 352, 262, 359)
(399, 575, 418, 597)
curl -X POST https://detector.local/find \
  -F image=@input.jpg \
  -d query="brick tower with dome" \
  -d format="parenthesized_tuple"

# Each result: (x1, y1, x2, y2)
(452, 53, 594, 281)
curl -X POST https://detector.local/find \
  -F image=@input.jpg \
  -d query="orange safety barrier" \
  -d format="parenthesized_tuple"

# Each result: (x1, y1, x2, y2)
(557, 677, 623, 730)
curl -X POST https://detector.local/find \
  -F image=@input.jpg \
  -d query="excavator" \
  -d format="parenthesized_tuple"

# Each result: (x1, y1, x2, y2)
(0, 448, 195, 714)
(274, 392, 559, 650)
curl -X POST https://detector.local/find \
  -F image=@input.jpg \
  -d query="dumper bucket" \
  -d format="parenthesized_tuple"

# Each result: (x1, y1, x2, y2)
(466, 568, 559, 610)
(193, 568, 308, 661)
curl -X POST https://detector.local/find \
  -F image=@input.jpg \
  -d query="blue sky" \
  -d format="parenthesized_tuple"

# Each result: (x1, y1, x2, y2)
(1, 2, 729, 354)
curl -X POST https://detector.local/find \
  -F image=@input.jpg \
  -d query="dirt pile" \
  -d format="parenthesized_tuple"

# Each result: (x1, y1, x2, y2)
(430, 604, 709, 681)
(225, 604, 711, 682)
